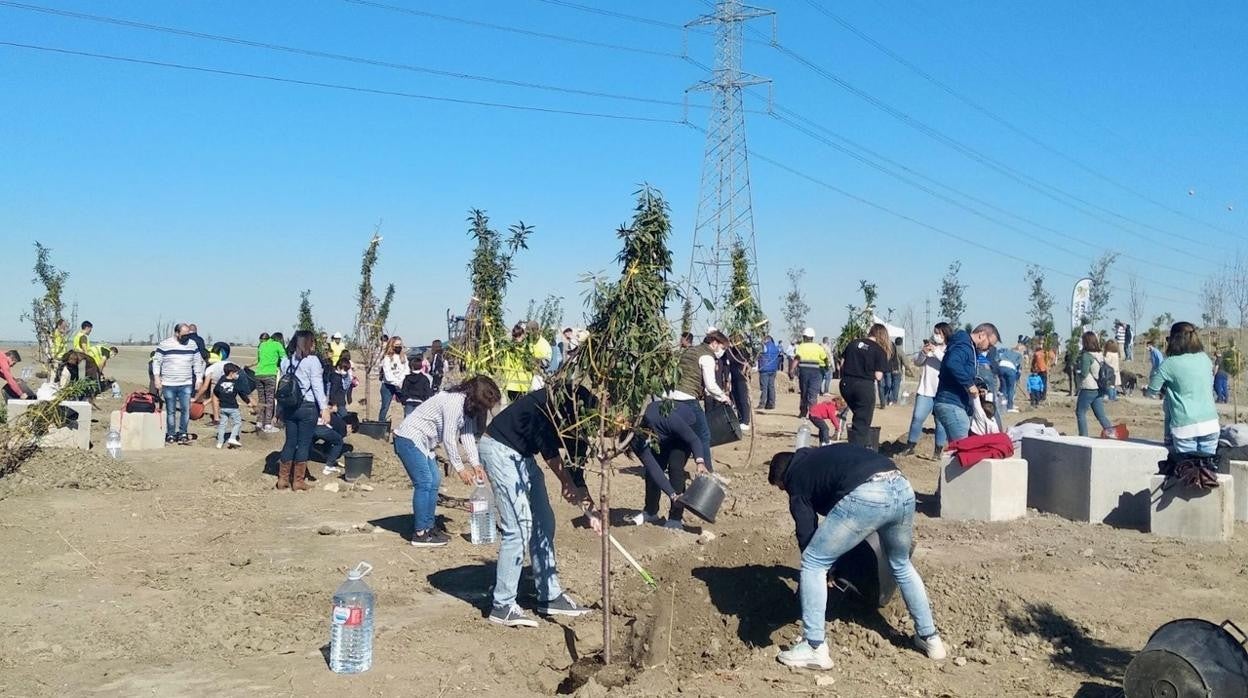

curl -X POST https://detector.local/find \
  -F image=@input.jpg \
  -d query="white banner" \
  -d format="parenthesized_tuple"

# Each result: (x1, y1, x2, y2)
(1071, 278, 1093, 331)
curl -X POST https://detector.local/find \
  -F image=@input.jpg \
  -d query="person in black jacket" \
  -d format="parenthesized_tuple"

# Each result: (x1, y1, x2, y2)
(401, 358, 435, 416)
(631, 399, 715, 529)
(838, 324, 890, 448)
(771, 444, 945, 670)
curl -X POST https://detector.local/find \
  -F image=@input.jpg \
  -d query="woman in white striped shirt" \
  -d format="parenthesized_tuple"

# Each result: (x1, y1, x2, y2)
(394, 375, 502, 548)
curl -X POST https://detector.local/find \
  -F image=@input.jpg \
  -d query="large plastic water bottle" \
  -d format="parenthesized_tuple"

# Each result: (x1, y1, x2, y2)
(19, 366, 33, 381)
(795, 423, 812, 449)
(106, 429, 122, 460)
(111, 382, 122, 399)
(469, 479, 496, 545)
(329, 562, 374, 674)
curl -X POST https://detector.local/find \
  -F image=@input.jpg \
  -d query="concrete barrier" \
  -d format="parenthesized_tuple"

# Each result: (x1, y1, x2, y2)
(1231, 461, 1248, 523)
(1021, 435, 1167, 527)
(117, 411, 166, 451)
(940, 458, 1028, 522)
(1149, 474, 1234, 542)
(5, 399, 92, 450)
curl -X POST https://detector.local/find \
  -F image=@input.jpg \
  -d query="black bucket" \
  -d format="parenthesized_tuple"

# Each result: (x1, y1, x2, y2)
(1124, 619, 1248, 698)
(830, 532, 900, 608)
(680, 474, 726, 523)
(343, 452, 374, 482)
(705, 401, 742, 447)
(357, 420, 391, 441)
(848, 426, 881, 452)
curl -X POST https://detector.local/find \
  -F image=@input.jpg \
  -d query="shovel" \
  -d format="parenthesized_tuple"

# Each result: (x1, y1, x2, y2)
(609, 534, 658, 589)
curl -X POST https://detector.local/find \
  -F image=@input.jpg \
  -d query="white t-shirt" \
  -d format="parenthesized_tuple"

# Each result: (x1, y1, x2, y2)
(913, 345, 945, 398)
(204, 361, 228, 386)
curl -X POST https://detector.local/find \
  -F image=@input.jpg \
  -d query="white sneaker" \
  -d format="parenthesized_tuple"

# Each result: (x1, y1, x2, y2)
(227, 437, 242, 448)
(661, 518, 685, 531)
(914, 634, 947, 660)
(777, 641, 833, 670)
(739, 423, 751, 432)
(1007, 408, 1020, 413)
(629, 512, 663, 526)
(215, 442, 223, 449)
(323, 465, 345, 476)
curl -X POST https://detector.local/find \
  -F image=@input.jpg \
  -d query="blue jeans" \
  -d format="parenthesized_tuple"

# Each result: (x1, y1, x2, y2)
(216, 407, 242, 443)
(997, 370, 1017, 410)
(932, 401, 971, 442)
(798, 367, 821, 417)
(394, 436, 441, 533)
(878, 372, 894, 406)
(479, 436, 564, 608)
(759, 371, 776, 409)
(799, 475, 936, 644)
(1075, 389, 1112, 437)
(315, 424, 345, 468)
(378, 384, 400, 422)
(279, 402, 317, 462)
(1171, 432, 1218, 455)
(889, 372, 902, 404)
(821, 368, 833, 394)
(1105, 386, 1118, 401)
(906, 395, 947, 448)
(162, 384, 193, 436)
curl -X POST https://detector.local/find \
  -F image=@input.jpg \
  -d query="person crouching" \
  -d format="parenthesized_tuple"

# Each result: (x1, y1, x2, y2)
(770, 444, 945, 670)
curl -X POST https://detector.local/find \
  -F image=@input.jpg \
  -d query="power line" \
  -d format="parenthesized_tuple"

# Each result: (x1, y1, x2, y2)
(0, 1, 689, 109)
(0, 41, 690, 124)
(531, 0, 687, 31)
(802, 0, 1240, 241)
(342, 0, 684, 59)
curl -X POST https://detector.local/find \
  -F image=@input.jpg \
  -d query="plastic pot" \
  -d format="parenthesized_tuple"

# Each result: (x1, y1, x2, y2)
(1124, 618, 1248, 698)
(356, 420, 391, 440)
(343, 452, 374, 482)
(680, 474, 726, 523)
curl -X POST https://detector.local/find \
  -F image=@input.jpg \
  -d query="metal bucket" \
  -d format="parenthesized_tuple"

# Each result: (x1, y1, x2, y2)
(680, 474, 725, 523)
(343, 452, 374, 482)
(1124, 619, 1248, 698)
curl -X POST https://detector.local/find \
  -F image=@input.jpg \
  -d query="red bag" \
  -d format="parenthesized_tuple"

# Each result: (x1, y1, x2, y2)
(123, 391, 159, 414)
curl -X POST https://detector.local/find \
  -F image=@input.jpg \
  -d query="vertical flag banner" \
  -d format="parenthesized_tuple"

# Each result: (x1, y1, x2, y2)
(1071, 278, 1093, 331)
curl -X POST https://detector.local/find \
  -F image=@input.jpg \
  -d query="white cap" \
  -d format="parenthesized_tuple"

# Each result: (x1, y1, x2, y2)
(706, 326, 718, 334)
(332, 332, 343, 339)
(803, 327, 815, 338)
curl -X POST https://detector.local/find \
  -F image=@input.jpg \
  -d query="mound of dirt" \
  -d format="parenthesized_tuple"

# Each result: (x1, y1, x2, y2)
(0, 448, 152, 499)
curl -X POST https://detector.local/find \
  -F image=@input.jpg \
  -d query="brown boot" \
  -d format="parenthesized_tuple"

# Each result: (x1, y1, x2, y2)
(292, 462, 312, 491)
(276, 461, 292, 490)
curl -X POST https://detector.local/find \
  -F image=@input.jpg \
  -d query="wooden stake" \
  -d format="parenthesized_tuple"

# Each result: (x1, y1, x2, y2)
(600, 455, 612, 664)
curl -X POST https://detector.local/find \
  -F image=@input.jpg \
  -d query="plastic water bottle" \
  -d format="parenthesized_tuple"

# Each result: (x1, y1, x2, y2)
(329, 562, 374, 674)
(111, 382, 122, 399)
(469, 479, 496, 545)
(901, 390, 911, 405)
(795, 423, 812, 449)
(19, 366, 33, 381)
(106, 429, 122, 460)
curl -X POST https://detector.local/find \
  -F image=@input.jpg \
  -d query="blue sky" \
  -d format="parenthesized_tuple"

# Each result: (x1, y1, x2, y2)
(2, 0, 1244, 346)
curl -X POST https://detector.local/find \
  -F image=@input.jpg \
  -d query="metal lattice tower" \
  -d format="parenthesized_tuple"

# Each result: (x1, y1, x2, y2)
(685, 0, 774, 327)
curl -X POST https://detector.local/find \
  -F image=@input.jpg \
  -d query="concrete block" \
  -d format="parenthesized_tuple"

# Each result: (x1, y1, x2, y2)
(1149, 474, 1234, 542)
(119, 411, 166, 451)
(1231, 461, 1248, 523)
(5, 399, 92, 450)
(940, 457, 1028, 522)
(1021, 434, 1168, 527)
(108, 410, 122, 431)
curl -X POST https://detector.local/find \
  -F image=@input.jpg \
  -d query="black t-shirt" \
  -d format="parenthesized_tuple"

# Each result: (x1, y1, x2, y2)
(485, 388, 590, 486)
(784, 444, 897, 550)
(214, 377, 241, 409)
(839, 338, 888, 380)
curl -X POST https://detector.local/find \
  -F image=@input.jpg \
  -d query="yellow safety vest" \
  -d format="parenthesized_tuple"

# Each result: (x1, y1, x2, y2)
(794, 342, 828, 369)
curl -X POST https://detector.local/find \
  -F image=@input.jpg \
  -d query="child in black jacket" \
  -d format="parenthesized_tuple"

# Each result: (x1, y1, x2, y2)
(401, 357, 434, 417)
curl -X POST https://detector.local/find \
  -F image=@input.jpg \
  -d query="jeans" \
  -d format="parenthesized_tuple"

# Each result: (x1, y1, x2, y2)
(798, 367, 822, 417)
(839, 377, 876, 447)
(905, 395, 947, 448)
(759, 371, 776, 409)
(731, 375, 751, 426)
(1171, 432, 1218, 455)
(889, 372, 902, 404)
(1105, 386, 1118, 401)
(254, 375, 277, 428)
(378, 383, 400, 422)
(216, 407, 242, 443)
(479, 436, 564, 608)
(878, 373, 893, 407)
(162, 384, 193, 436)
(403, 403, 417, 417)
(642, 440, 688, 519)
(809, 416, 832, 444)
(394, 435, 441, 533)
(799, 474, 937, 644)
(314, 424, 345, 468)
(1075, 389, 1112, 437)
(821, 368, 833, 394)
(932, 401, 971, 442)
(279, 402, 317, 462)
(997, 370, 1017, 410)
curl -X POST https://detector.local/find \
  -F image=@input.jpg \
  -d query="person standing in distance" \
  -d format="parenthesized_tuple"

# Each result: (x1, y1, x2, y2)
(789, 328, 829, 419)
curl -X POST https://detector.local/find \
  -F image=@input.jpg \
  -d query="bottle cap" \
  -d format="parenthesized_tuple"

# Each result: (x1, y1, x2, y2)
(346, 561, 373, 580)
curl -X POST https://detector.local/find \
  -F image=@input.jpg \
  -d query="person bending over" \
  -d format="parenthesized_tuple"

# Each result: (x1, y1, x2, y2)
(631, 398, 715, 530)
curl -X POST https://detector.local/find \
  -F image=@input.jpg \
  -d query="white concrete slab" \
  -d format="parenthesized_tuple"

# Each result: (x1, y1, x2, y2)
(940, 458, 1028, 522)
(1021, 434, 1168, 527)
(1230, 461, 1248, 523)
(5, 399, 92, 450)
(1149, 474, 1234, 542)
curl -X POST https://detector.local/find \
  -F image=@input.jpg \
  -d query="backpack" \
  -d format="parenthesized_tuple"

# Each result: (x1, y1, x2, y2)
(123, 391, 159, 414)
(235, 366, 256, 398)
(1096, 354, 1116, 393)
(276, 360, 306, 410)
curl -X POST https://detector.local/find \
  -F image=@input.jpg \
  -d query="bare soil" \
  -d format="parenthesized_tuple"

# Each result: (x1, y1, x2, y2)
(1, 348, 1245, 697)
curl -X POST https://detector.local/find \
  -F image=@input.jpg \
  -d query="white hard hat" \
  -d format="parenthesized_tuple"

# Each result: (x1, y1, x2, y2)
(803, 327, 815, 337)
(332, 332, 343, 339)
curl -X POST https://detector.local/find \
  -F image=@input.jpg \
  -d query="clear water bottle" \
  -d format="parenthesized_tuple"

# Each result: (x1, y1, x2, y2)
(19, 366, 33, 381)
(106, 429, 122, 460)
(329, 562, 374, 674)
(469, 478, 496, 545)
(901, 391, 911, 405)
(111, 382, 122, 399)
(795, 423, 812, 449)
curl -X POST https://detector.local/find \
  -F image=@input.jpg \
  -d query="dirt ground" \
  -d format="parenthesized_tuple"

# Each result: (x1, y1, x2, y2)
(1, 346, 1245, 698)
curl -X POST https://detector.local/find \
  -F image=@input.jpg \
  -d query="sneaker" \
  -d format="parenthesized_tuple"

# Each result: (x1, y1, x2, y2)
(914, 634, 947, 660)
(739, 423, 751, 432)
(262, 425, 280, 434)
(323, 465, 345, 476)
(537, 592, 592, 618)
(629, 512, 663, 526)
(410, 530, 450, 548)
(165, 434, 176, 444)
(215, 442, 224, 449)
(1008, 408, 1020, 413)
(177, 434, 191, 445)
(901, 444, 916, 457)
(661, 518, 685, 531)
(777, 641, 833, 670)
(227, 437, 242, 447)
(489, 603, 539, 628)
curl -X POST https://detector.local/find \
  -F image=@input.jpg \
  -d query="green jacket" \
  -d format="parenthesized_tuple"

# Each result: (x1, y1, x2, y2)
(255, 339, 286, 377)
(1147, 352, 1219, 439)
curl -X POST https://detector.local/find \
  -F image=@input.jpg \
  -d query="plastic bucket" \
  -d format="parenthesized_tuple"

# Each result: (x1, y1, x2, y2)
(1124, 619, 1248, 698)
(343, 452, 374, 482)
(680, 474, 725, 523)
(830, 532, 906, 608)
(357, 420, 391, 440)
(705, 402, 742, 447)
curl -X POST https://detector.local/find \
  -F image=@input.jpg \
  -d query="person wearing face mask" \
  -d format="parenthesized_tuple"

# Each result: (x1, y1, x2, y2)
(663, 330, 734, 458)
(154, 323, 207, 444)
(379, 336, 410, 424)
(902, 323, 952, 459)
(933, 322, 1001, 442)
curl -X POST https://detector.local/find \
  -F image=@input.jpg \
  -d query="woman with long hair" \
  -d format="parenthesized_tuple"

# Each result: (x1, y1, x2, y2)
(393, 375, 502, 547)
(277, 330, 330, 491)
(1101, 339, 1122, 401)
(839, 323, 890, 448)
(1147, 322, 1219, 454)
(1074, 332, 1114, 437)
(903, 323, 952, 458)
(379, 336, 410, 423)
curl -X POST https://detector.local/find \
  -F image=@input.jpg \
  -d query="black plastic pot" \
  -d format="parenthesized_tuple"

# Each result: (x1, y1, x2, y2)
(356, 420, 391, 441)
(680, 474, 726, 523)
(848, 426, 882, 452)
(343, 452, 374, 482)
(1124, 618, 1248, 698)
(705, 401, 742, 447)
(830, 532, 905, 608)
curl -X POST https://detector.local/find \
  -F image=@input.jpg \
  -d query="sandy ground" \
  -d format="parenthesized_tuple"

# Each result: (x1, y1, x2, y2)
(1, 346, 1245, 697)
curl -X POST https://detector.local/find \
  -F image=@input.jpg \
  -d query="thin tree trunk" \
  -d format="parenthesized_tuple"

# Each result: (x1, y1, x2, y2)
(600, 460, 612, 664)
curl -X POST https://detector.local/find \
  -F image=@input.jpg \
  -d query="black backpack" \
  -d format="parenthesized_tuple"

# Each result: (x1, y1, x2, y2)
(276, 360, 305, 410)
(1096, 354, 1116, 393)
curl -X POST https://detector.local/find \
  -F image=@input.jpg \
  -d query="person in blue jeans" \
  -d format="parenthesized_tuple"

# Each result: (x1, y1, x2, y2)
(479, 384, 603, 628)
(933, 323, 999, 444)
(277, 330, 331, 491)
(757, 335, 781, 410)
(771, 445, 945, 670)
